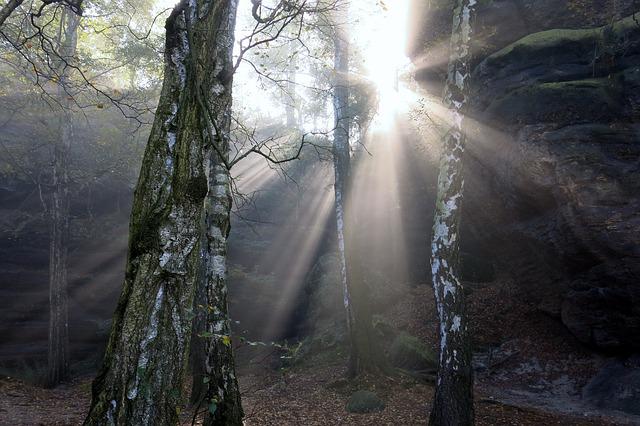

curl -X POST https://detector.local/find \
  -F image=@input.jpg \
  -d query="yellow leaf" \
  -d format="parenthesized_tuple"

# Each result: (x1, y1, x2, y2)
(222, 335, 231, 347)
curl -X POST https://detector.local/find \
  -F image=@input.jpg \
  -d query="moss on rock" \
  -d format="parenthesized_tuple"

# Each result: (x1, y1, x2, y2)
(485, 77, 625, 126)
(388, 333, 438, 372)
(345, 390, 385, 413)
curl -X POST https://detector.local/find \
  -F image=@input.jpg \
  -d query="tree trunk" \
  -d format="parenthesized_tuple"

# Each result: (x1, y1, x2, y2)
(428, 0, 477, 425)
(193, 0, 243, 422)
(85, 1, 239, 424)
(285, 47, 297, 128)
(332, 21, 382, 378)
(46, 5, 80, 388)
(200, 162, 243, 425)
(189, 234, 207, 406)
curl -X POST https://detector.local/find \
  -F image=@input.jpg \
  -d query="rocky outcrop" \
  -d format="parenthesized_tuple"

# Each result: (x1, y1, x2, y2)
(583, 355, 640, 415)
(409, 3, 640, 351)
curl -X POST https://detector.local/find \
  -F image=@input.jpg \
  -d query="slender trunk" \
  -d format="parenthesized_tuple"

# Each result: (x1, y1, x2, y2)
(429, 0, 477, 425)
(85, 1, 239, 424)
(189, 0, 243, 423)
(200, 163, 242, 425)
(46, 6, 80, 388)
(332, 24, 357, 376)
(285, 51, 297, 128)
(332, 22, 382, 378)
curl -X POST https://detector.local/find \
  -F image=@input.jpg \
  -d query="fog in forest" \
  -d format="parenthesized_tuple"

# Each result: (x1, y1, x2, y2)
(1, 0, 639, 424)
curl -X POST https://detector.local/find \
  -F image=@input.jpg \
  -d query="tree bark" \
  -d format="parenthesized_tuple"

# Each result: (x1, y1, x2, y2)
(332, 23, 357, 376)
(200, 162, 243, 426)
(428, 0, 477, 425)
(189, 0, 243, 423)
(85, 1, 240, 424)
(46, 5, 80, 389)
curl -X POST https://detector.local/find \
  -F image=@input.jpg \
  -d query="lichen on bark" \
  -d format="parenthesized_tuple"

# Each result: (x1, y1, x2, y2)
(428, 0, 477, 425)
(85, 1, 241, 424)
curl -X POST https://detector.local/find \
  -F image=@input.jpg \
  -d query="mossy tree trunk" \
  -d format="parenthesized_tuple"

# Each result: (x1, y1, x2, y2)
(332, 21, 383, 378)
(429, 0, 477, 425)
(46, 4, 80, 389)
(188, 0, 243, 423)
(85, 1, 240, 424)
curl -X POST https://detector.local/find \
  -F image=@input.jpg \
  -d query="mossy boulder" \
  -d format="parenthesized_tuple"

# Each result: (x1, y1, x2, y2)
(484, 77, 625, 126)
(345, 390, 385, 414)
(474, 14, 640, 121)
(388, 333, 438, 372)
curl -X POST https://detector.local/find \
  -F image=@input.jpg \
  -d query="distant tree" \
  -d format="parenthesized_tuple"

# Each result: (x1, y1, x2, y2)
(428, 0, 477, 424)
(329, 4, 384, 378)
(46, 0, 81, 389)
(0, 0, 163, 389)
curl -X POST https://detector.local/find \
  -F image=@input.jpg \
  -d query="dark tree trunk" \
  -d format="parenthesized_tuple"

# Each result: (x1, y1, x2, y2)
(85, 1, 240, 424)
(46, 5, 80, 388)
(428, 0, 478, 425)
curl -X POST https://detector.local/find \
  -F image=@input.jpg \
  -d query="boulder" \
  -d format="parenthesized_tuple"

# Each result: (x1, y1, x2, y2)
(583, 356, 640, 415)
(388, 333, 438, 373)
(345, 390, 385, 413)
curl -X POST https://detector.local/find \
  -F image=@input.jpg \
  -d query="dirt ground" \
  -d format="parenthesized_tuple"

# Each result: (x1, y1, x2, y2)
(1, 279, 637, 425)
(0, 367, 619, 426)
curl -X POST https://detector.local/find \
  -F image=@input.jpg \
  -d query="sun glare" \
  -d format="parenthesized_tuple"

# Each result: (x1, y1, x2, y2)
(354, 0, 413, 130)
(154, 0, 179, 12)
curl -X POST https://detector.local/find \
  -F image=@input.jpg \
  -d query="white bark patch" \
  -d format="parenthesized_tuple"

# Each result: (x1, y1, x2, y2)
(210, 254, 226, 278)
(209, 226, 223, 240)
(128, 285, 164, 400)
(431, 258, 441, 277)
(433, 219, 452, 247)
(158, 207, 198, 274)
(214, 173, 228, 184)
(167, 132, 176, 151)
(214, 184, 227, 197)
(455, 70, 465, 89)
(442, 278, 456, 298)
(211, 82, 225, 96)
(106, 400, 116, 424)
(451, 315, 461, 332)
(170, 23, 190, 89)
(171, 304, 184, 347)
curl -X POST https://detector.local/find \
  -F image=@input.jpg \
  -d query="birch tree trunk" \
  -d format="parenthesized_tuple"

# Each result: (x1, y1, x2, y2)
(332, 24, 357, 376)
(85, 1, 240, 424)
(193, 0, 242, 422)
(200, 161, 242, 425)
(332, 21, 382, 378)
(429, 0, 477, 425)
(46, 5, 80, 388)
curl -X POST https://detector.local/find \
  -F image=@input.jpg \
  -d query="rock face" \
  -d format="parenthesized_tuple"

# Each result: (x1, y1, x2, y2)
(408, 2, 640, 351)
(583, 356, 640, 415)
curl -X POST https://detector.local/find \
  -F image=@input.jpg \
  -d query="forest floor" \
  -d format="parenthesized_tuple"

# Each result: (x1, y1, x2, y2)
(0, 360, 628, 426)
(1, 278, 639, 425)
